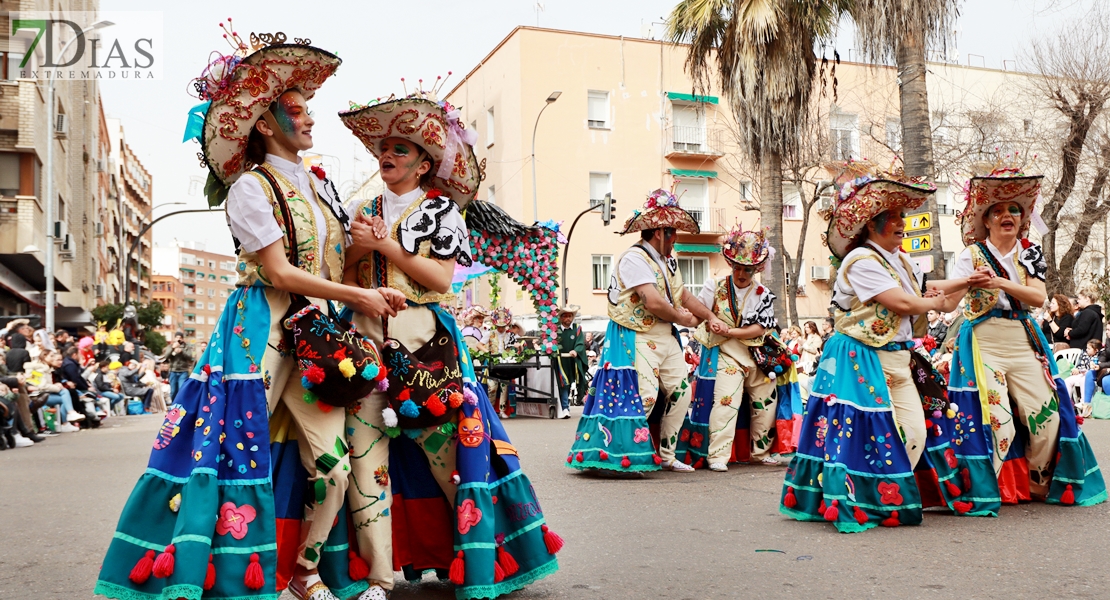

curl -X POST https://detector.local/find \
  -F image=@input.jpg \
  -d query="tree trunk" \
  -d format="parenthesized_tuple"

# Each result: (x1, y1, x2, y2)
(761, 153, 786, 320)
(896, 32, 945, 278)
(783, 251, 798, 327)
(1056, 142, 1110, 293)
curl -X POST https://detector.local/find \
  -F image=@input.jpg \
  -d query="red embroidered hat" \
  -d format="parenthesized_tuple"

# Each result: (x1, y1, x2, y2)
(188, 21, 341, 204)
(339, 79, 482, 208)
(823, 162, 935, 260)
(721, 223, 770, 267)
(620, 188, 700, 235)
(958, 164, 1043, 245)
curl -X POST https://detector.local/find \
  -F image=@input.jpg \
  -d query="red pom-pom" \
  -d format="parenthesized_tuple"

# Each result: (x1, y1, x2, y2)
(541, 525, 564, 554)
(566, 455, 573, 464)
(317, 402, 333, 413)
(152, 544, 176, 578)
(493, 560, 506, 582)
(853, 506, 868, 525)
(652, 455, 662, 465)
(953, 501, 972, 514)
(244, 553, 265, 590)
(304, 364, 326, 385)
(497, 546, 519, 576)
(398, 388, 411, 401)
(575, 452, 584, 463)
(818, 500, 827, 515)
(620, 456, 631, 468)
(348, 550, 370, 581)
(129, 550, 156, 584)
(426, 189, 443, 199)
(881, 511, 900, 527)
(960, 468, 971, 492)
(204, 554, 216, 591)
(448, 392, 464, 408)
(823, 499, 840, 521)
(598, 450, 609, 460)
(944, 448, 957, 468)
(783, 487, 798, 509)
(945, 480, 962, 497)
(449, 551, 466, 585)
(202, 364, 212, 375)
(1061, 484, 1076, 505)
(426, 395, 447, 416)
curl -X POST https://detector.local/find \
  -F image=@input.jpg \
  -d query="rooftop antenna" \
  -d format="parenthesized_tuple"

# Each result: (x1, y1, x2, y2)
(535, 1, 545, 27)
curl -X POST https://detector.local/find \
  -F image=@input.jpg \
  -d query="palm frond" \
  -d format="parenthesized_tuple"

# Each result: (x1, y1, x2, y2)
(850, 0, 959, 63)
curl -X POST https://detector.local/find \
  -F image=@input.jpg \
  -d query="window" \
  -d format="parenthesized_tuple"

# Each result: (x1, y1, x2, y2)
(783, 183, 802, 220)
(181, 254, 195, 265)
(486, 107, 495, 147)
(208, 288, 216, 297)
(589, 172, 612, 208)
(677, 257, 709, 296)
(196, 287, 203, 295)
(591, 255, 612, 290)
(196, 330, 205, 340)
(587, 91, 609, 128)
(944, 251, 956, 276)
(208, 316, 216, 325)
(208, 302, 215, 310)
(672, 105, 707, 152)
(487, 185, 496, 205)
(0, 153, 19, 196)
(674, 178, 709, 230)
(2, 52, 25, 79)
(208, 260, 215, 268)
(209, 274, 216, 281)
(885, 118, 902, 152)
(830, 110, 859, 160)
(935, 184, 950, 215)
(219, 289, 227, 298)
(185, 314, 196, 323)
(739, 181, 751, 201)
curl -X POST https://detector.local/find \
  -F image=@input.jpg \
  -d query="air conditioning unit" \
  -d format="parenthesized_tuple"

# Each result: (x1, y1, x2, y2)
(54, 220, 67, 240)
(54, 113, 68, 137)
(95, 284, 106, 298)
(95, 222, 104, 236)
(62, 233, 73, 251)
(811, 265, 831, 281)
(817, 196, 833, 212)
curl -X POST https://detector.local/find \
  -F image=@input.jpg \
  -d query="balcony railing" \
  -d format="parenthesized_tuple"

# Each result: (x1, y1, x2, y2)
(665, 126, 726, 158)
(681, 206, 727, 234)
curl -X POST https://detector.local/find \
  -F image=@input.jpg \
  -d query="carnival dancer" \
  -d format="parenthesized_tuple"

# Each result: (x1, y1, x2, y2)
(675, 224, 798, 471)
(487, 307, 518, 417)
(939, 166, 1106, 513)
(339, 85, 561, 598)
(567, 189, 715, 474)
(96, 25, 404, 600)
(780, 168, 951, 532)
(556, 305, 588, 420)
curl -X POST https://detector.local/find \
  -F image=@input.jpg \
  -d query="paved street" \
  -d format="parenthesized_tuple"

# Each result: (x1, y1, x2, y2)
(4, 410, 1110, 599)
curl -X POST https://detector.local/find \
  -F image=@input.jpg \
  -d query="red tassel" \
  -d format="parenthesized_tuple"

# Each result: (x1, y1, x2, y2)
(575, 452, 584, 463)
(945, 480, 962, 497)
(449, 551, 465, 586)
(204, 554, 216, 591)
(881, 511, 901, 527)
(823, 499, 840, 521)
(1061, 484, 1076, 505)
(818, 500, 827, 515)
(566, 455, 573, 464)
(652, 455, 662, 465)
(620, 456, 631, 468)
(783, 488, 798, 509)
(853, 506, 868, 525)
(953, 501, 972, 514)
(693, 458, 705, 469)
(598, 450, 609, 461)
(497, 546, 519, 576)
(493, 560, 506, 583)
(348, 550, 370, 581)
(541, 525, 564, 554)
(244, 553, 265, 590)
(129, 550, 156, 584)
(152, 544, 176, 578)
(960, 468, 971, 492)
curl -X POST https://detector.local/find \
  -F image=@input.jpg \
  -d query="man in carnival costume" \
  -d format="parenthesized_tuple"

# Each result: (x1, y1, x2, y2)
(556, 305, 588, 420)
(937, 165, 1105, 514)
(96, 23, 405, 600)
(567, 189, 716, 474)
(675, 224, 802, 471)
(338, 84, 561, 599)
(780, 166, 954, 532)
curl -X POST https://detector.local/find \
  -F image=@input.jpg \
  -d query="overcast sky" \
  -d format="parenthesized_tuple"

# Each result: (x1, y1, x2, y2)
(100, 0, 1089, 257)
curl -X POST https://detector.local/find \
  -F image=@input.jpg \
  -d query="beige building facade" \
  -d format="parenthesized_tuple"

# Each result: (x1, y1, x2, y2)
(153, 241, 236, 342)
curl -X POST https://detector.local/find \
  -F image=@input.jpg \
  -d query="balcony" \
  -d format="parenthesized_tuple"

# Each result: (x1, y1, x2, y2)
(680, 206, 727, 235)
(665, 126, 726, 159)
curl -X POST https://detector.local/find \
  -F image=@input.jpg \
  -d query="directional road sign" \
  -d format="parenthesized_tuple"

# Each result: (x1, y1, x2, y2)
(901, 234, 932, 253)
(903, 212, 932, 232)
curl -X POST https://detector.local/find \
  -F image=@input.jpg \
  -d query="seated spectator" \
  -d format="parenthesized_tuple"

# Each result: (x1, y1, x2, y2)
(5, 332, 30, 375)
(1081, 341, 1110, 410)
(118, 359, 154, 413)
(139, 358, 168, 413)
(60, 345, 101, 427)
(93, 359, 125, 411)
(0, 373, 43, 443)
(27, 351, 81, 432)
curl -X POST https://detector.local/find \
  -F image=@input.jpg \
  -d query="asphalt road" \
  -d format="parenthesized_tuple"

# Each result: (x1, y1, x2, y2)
(4, 410, 1110, 600)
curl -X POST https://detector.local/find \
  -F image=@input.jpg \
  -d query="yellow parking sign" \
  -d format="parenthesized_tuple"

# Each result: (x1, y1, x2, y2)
(903, 212, 932, 232)
(902, 234, 932, 253)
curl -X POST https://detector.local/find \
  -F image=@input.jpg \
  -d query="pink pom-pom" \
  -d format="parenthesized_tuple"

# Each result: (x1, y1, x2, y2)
(376, 378, 390, 392)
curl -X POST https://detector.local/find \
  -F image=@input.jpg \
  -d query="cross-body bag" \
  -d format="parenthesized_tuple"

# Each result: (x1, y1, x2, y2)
(256, 166, 387, 408)
(379, 310, 466, 430)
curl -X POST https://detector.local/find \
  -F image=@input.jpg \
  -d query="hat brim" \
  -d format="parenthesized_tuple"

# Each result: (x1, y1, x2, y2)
(826, 180, 934, 259)
(959, 175, 1042, 245)
(558, 305, 581, 316)
(621, 206, 700, 235)
(339, 98, 481, 208)
(202, 44, 341, 187)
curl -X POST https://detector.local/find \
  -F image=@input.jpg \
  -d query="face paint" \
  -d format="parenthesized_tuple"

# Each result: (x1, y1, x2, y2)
(392, 144, 411, 156)
(271, 94, 305, 137)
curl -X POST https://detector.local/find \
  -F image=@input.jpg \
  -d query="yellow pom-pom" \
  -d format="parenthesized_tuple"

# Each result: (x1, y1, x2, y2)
(945, 409, 956, 419)
(338, 358, 356, 379)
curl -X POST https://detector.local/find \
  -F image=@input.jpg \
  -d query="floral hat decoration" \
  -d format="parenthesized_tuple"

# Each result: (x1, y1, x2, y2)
(491, 307, 513, 328)
(957, 156, 1044, 246)
(183, 19, 342, 206)
(721, 223, 772, 268)
(339, 76, 482, 208)
(620, 188, 701, 235)
(823, 160, 936, 261)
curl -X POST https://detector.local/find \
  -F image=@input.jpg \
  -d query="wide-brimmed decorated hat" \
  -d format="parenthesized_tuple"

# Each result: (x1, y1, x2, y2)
(339, 78, 482, 208)
(620, 188, 700, 235)
(557, 304, 580, 317)
(958, 163, 1043, 245)
(824, 162, 935, 260)
(491, 307, 513, 327)
(184, 20, 341, 206)
(721, 223, 771, 267)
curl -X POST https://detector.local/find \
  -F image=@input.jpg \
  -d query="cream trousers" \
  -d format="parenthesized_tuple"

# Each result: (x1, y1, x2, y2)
(635, 321, 693, 462)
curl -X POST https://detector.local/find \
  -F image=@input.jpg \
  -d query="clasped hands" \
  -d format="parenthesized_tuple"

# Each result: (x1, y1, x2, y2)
(966, 266, 1005, 290)
(349, 213, 392, 254)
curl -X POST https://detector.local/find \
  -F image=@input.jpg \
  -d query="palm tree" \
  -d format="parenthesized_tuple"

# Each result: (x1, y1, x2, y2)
(667, 0, 846, 320)
(850, 0, 959, 277)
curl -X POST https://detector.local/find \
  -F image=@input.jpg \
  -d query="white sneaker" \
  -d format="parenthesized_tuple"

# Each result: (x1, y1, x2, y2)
(661, 459, 695, 473)
(56, 423, 80, 433)
(66, 412, 85, 422)
(558, 408, 571, 419)
(708, 462, 728, 472)
(11, 432, 33, 447)
(356, 584, 389, 600)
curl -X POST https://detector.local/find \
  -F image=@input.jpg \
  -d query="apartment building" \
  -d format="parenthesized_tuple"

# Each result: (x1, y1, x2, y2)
(153, 241, 236, 342)
(151, 274, 183, 339)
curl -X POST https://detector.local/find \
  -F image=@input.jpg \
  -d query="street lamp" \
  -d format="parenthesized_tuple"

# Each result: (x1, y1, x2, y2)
(44, 19, 113, 332)
(124, 201, 185, 303)
(530, 91, 561, 223)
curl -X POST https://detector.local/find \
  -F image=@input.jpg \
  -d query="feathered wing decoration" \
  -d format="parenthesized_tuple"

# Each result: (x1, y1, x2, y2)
(464, 200, 562, 354)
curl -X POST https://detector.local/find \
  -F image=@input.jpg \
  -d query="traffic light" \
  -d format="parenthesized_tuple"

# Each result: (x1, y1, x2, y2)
(601, 192, 616, 226)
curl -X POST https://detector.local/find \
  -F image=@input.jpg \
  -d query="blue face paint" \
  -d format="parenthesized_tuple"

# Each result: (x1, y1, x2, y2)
(271, 94, 305, 137)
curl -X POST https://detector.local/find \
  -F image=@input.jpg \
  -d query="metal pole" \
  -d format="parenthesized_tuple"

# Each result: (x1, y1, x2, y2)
(559, 203, 602, 306)
(530, 102, 551, 224)
(124, 209, 223, 306)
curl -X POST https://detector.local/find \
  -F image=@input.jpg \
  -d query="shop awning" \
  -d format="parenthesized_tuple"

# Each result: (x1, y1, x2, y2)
(0, 253, 69, 292)
(55, 307, 95, 328)
(675, 243, 720, 254)
(670, 169, 717, 179)
(666, 92, 719, 105)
